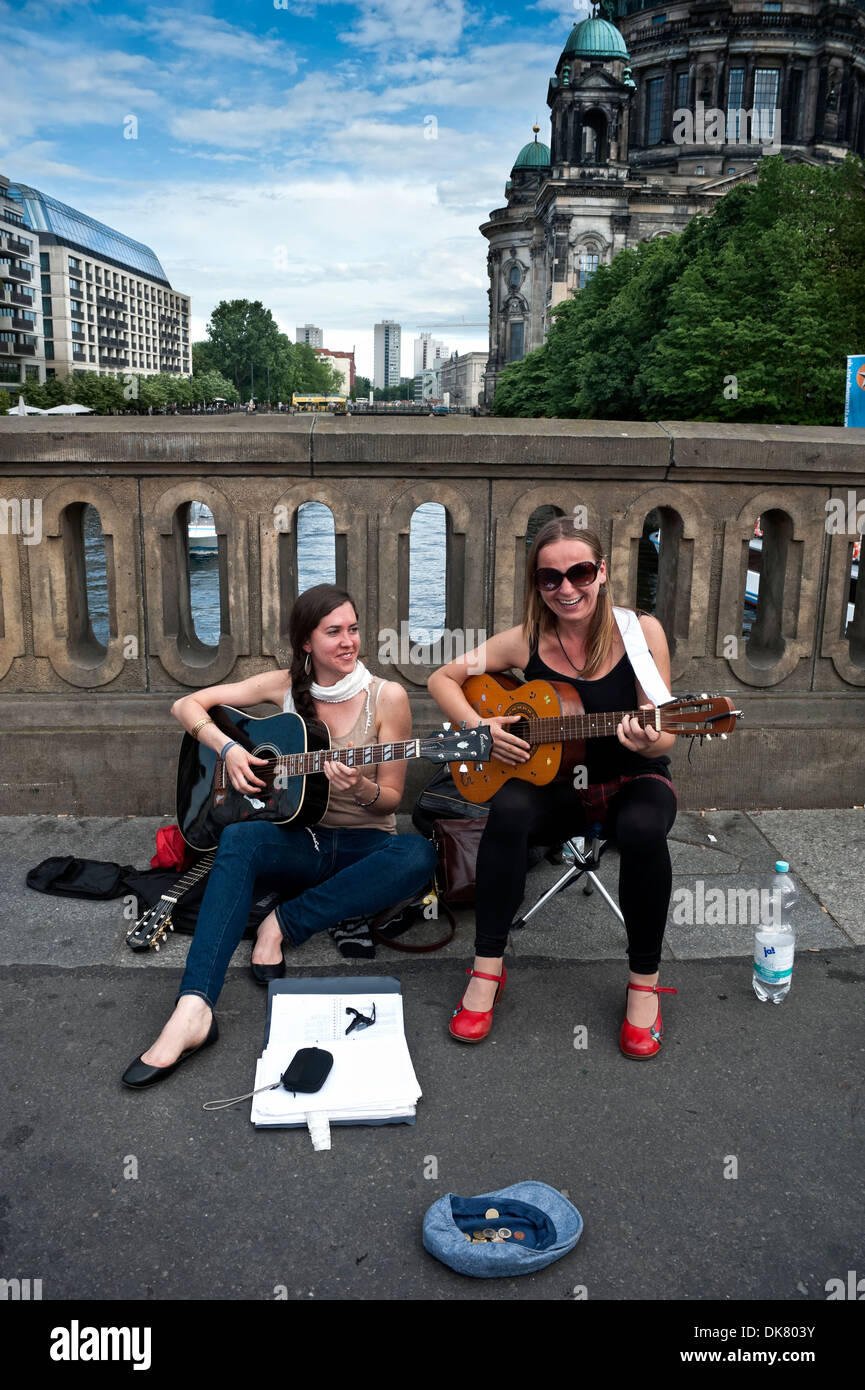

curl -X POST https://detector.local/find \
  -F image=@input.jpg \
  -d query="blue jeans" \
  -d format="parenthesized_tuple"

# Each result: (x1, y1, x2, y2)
(177, 820, 438, 1008)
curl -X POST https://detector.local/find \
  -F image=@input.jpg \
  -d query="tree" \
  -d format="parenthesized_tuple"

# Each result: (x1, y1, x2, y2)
(205, 300, 284, 398)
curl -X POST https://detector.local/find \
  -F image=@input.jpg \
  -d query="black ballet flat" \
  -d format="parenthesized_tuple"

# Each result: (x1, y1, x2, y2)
(250, 955, 286, 985)
(121, 1016, 219, 1089)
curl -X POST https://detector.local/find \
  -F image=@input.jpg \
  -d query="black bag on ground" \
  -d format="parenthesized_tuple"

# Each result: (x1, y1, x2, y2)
(26, 857, 136, 900)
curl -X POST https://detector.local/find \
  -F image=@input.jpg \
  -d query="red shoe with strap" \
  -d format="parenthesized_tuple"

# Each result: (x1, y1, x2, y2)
(449, 966, 507, 1043)
(619, 981, 678, 1059)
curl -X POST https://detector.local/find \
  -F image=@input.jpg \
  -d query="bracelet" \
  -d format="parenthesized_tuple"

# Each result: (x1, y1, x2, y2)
(190, 716, 213, 739)
(220, 740, 237, 761)
(354, 782, 381, 809)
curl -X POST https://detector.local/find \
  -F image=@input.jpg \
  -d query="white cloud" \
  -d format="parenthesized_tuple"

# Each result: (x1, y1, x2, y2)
(139, 6, 300, 73)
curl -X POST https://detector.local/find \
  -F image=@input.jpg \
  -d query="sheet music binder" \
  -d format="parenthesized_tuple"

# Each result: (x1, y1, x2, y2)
(257, 976, 415, 1129)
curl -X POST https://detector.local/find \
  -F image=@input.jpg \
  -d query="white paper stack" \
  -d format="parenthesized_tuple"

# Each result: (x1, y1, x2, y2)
(250, 992, 422, 1127)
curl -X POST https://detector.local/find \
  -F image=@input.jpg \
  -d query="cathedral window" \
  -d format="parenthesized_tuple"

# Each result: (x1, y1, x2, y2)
(508, 322, 525, 361)
(675, 72, 689, 111)
(646, 77, 665, 145)
(754, 69, 780, 140)
(578, 251, 599, 290)
(727, 68, 745, 139)
(508, 264, 522, 288)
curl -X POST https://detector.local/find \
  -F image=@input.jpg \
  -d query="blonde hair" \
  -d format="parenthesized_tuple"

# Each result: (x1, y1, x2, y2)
(521, 519, 617, 679)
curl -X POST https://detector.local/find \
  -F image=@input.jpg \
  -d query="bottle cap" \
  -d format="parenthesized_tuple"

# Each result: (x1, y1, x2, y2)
(775, 860, 789, 873)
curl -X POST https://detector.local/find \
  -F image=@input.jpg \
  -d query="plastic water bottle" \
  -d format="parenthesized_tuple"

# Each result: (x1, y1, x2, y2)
(752, 861, 797, 1003)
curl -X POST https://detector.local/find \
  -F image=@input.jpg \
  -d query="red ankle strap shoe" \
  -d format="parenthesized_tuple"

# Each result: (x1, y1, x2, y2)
(448, 966, 507, 1044)
(619, 982, 677, 1060)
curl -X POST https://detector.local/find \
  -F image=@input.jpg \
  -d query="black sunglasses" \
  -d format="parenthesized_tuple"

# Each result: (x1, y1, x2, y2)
(534, 561, 601, 593)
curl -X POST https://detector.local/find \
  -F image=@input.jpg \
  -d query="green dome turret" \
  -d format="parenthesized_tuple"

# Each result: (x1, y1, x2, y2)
(513, 124, 551, 171)
(562, 16, 629, 61)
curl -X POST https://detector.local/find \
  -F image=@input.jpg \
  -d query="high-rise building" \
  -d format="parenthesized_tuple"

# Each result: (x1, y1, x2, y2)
(0, 174, 42, 387)
(481, 4, 865, 402)
(413, 332, 449, 376)
(374, 320, 402, 390)
(296, 324, 324, 347)
(7, 180, 190, 382)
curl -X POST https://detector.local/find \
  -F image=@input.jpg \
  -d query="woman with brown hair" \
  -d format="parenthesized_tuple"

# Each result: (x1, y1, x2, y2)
(122, 583, 436, 1088)
(428, 520, 678, 1058)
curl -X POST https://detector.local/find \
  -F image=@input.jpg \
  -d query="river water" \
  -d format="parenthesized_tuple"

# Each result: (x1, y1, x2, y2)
(83, 501, 669, 649)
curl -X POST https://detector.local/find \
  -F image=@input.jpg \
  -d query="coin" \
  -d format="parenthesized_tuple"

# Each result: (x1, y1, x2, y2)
(471, 1234, 486, 1243)
(482, 1228, 497, 1239)
(485, 1208, 499, 1220)
(498, 1228, 512, 1239)
(513, 1230, 525, 1241)
(464, 1233, 471, 1242)
(471, 1230, 483, 1239)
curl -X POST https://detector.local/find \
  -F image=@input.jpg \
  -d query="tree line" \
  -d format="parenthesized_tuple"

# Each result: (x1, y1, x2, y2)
(492, 155, 865, 425)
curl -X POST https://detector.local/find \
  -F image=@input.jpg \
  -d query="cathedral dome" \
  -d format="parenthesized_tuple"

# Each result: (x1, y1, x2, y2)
(513, 129, 551, 170)
(562, 16, 629, 61)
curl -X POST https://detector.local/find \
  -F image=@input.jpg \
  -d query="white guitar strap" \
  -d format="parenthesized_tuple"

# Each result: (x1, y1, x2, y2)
(613, 606, 672, 706)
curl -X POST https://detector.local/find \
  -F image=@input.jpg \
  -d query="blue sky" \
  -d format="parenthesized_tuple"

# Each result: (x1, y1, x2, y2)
(0, 0, 593, 376)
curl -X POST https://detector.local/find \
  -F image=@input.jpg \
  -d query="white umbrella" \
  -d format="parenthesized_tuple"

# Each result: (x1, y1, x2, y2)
(43, 403, 94, 414)
(5, 394, 48, 415)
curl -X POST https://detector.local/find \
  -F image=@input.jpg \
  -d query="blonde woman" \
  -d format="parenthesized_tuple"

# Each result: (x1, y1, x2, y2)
(428, 520, 678, 1058)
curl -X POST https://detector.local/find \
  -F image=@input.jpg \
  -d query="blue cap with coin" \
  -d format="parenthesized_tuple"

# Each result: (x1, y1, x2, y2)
(423, 1181, 582, 1278)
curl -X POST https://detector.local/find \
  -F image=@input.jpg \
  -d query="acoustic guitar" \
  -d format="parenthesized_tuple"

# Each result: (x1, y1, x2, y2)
(177, 703, 493, 850)
(450, 674, 742, 804)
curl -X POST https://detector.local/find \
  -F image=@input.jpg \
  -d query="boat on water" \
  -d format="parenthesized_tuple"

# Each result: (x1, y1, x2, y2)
(188, 502, 217, 553)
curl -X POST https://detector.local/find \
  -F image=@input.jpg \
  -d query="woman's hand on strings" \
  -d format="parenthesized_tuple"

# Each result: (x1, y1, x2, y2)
(225, 745, 269, 793)
(479, 715, 531, 766)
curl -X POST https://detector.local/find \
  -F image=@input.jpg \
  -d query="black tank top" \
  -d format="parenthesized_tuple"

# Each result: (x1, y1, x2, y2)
(523, 640, 672, 783)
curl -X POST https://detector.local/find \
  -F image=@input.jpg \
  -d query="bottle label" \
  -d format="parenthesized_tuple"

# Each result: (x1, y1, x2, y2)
(754, 940, 794, 983)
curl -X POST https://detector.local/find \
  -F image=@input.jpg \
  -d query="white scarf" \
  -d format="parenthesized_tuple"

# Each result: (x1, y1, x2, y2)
(284, 658, 374, 732)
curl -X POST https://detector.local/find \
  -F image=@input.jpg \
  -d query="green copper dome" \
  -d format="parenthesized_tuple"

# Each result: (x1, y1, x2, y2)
(563, 17, 629, 60)
(513, 133, 551, 170)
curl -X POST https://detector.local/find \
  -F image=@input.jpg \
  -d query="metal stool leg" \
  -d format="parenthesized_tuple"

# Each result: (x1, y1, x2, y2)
(511, 834, 625, 930)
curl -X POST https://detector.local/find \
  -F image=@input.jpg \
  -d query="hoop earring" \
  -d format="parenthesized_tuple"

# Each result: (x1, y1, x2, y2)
(304, 653, 311, 676)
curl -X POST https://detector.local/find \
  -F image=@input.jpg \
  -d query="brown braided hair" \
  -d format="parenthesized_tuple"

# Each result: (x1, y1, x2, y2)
(287, 584, 358, 722)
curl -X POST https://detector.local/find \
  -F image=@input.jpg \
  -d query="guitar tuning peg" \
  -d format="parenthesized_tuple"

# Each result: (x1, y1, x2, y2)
(700, 692, 708, 699)
(442, 721, 452, 731)
(459, 720, 467, 730)
(154, 943, 160, 952)
(705, 733, 713, 741)
(458, 763, 468, 773)
(720, 733, 727, 740)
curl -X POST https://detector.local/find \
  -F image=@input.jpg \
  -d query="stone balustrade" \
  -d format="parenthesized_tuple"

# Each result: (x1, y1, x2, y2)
(1, 415, 863, 812)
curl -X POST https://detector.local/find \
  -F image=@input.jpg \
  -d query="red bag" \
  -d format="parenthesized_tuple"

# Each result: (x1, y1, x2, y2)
(150, 825, 194, 872)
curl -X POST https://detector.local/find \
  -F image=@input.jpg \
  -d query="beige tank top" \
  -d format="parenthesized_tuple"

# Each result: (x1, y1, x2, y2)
(313, 676, 397, 833)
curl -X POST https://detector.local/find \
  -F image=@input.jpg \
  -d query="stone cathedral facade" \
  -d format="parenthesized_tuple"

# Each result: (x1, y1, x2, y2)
(481, 2, 865, 404)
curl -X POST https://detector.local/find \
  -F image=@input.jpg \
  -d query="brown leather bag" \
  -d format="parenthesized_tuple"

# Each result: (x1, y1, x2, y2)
(432, 817, 486, 905)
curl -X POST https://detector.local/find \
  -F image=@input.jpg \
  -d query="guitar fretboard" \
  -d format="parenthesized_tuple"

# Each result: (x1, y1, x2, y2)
(220, 738, 424, 781)
(512, 709, 664, 743)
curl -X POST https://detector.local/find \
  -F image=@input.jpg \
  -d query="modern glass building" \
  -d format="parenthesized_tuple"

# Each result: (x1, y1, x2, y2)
(0, 174, 42, 387)
(4, 179, 190, 383)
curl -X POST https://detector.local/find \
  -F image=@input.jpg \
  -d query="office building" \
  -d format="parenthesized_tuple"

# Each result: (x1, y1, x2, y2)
(413, 333, 449, 376)
(296, 324, 324, 347)
(373, 320, 402, 390)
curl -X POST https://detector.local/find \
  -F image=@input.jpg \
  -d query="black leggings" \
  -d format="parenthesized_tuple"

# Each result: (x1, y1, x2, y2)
(474, 775, 677, 973)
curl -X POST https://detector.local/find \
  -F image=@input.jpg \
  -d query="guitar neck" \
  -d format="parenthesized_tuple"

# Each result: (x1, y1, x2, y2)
(274, 739, 421, 778)
(515, 709, 665, 743)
